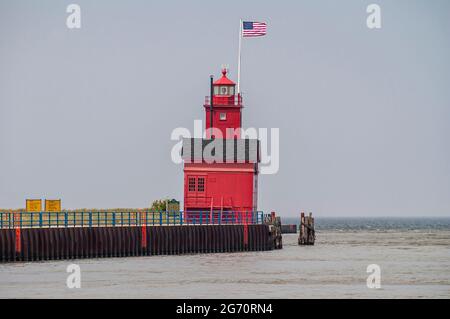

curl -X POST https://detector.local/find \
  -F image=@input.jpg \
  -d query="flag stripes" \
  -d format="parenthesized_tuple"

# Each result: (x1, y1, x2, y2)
(242, 21, 267, 37)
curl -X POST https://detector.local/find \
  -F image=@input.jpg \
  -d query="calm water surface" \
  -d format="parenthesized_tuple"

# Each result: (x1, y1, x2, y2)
(1, 218, 449, 298)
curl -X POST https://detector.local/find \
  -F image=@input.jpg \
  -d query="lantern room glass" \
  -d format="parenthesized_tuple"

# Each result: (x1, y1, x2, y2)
(214, 86, 235, 96)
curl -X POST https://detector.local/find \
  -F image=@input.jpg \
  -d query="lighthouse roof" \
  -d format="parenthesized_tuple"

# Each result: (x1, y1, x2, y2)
(213, 69, 235, 86)
(181, 138, 260, 163)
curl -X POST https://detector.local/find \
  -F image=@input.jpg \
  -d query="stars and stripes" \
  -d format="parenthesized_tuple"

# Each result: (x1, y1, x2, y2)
(242, 21, 267, 37)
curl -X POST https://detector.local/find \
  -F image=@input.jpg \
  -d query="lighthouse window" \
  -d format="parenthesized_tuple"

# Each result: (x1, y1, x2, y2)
(214, 86, 219, 95)
(219, 113, 227, 121)
(188, 177, 196, 192)
(197, 177, 205, 192)
(220, 86, 228, 95)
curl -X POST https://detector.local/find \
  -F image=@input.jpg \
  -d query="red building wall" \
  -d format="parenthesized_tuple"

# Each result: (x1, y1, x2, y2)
(184, 163, 256, 212)
(204, 107, 242, 139)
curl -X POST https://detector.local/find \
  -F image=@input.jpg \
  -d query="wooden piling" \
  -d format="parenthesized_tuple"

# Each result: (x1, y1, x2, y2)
(298, 211, 315, 245)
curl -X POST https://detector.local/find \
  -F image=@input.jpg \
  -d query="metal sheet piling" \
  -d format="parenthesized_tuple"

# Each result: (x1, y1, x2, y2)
(0, 210, 281, 262)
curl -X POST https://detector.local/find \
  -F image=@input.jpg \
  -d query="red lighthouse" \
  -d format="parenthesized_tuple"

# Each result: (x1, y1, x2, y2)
(182, 68, 260, 221)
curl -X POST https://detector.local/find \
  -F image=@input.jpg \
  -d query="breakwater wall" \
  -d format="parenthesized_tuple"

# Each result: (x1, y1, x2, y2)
(0, 224, 274, 262)
(281, 224, 297, 234)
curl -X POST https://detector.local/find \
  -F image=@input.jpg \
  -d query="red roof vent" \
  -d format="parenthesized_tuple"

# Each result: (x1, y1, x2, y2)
(213, 68, 235, 86)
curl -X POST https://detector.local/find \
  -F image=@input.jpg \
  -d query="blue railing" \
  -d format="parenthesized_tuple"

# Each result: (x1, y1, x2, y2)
(0, 211, 264, 229)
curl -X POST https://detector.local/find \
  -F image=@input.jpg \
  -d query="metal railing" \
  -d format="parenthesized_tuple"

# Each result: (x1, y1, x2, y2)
(0, 211, 264, 229)
(204, 95, 243, 106)
(184, 210, 262, 225)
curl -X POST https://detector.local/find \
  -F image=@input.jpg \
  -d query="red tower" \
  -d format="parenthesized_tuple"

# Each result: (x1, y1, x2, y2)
(182, 68, 260, 221)
(204, 68, 242, 139)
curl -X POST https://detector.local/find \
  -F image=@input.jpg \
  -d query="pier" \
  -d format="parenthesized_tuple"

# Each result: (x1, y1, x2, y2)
(0, 211, 282, 262)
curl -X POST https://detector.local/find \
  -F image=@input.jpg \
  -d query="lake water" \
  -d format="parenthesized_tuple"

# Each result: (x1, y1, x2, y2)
(1, 218, 449, 298)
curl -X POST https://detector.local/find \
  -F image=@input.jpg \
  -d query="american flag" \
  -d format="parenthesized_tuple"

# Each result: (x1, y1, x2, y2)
(242, 21, 267, 37)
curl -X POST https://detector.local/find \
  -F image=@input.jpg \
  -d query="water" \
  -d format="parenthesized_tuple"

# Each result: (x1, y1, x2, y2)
(282, 216, 450, 231)
(1, 218, 449, 298)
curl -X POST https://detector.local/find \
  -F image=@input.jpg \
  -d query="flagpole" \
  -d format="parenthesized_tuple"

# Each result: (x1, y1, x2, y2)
(237, 19, 242, 94)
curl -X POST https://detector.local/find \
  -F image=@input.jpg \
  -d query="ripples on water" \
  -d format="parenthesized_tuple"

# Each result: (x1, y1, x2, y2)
(282, 217, 450, 231)
(0, 218, 449, 299)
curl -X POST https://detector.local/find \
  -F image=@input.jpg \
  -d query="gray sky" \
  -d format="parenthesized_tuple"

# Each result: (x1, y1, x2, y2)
(1, 0, 449, 217)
